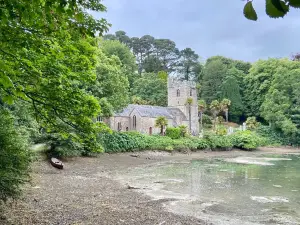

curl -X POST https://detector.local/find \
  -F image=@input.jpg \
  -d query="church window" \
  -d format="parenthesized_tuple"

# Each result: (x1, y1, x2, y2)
(133, 115, 137, 129)
(96, 116, 102, 122)
(117, 122, 122, 131)
(176, 89, 180, 97)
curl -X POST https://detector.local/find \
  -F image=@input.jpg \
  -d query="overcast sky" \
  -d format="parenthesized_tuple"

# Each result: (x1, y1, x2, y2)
(91, 0, 300, 62)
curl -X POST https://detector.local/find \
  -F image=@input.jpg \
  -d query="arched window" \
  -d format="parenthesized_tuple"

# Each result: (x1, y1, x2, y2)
(96, 116, 102, 122)
(133, 115, 137, 129)
(190, 89, 193, 96)
(176, 89, 180, 97)
(117, 122, 122, 131)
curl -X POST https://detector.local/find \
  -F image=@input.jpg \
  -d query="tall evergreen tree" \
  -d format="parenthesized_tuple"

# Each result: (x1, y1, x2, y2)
(220, 76, 243, 122)
(201, 60, 227, 103)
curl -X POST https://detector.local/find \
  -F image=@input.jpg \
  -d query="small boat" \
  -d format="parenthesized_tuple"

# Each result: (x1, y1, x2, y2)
(50, 157, 64, 169)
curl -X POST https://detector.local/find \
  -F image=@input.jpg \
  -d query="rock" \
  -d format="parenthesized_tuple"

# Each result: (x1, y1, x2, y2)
(127, 185, 140, 189)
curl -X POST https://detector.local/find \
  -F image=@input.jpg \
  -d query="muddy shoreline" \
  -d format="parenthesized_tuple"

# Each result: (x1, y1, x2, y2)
(1, 147, 299, 225)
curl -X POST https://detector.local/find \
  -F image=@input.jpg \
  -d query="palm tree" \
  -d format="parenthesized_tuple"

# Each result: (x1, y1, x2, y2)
(220, 98, 231, 123)
(186, 97, 193, 133)
(198, 99, 206, 131)
(210, 100, 220, 130)
(155, 116, 168, 135)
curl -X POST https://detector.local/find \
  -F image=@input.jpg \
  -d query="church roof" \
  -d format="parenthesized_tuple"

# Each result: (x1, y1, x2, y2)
(114, 104, 187, 120)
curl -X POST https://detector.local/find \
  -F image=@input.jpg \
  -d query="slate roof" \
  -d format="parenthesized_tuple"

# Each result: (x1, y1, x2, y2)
(114, 104, 187, 121)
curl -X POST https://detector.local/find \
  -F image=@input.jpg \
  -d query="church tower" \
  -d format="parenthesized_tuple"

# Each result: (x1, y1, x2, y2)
(168, 77, 199, 135)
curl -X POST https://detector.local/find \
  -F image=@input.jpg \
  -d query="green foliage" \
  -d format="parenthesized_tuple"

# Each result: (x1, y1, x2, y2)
(0, 0, 111, 154)
(261, 67, 300, 144)
(178, 125, 188, 137)
(166, 127, 181, 139)
(89, 49, 130, 111)
(246, 117, 260, 130)
(220, 76, 243, 122)
(202, 114, 213, 128)
(216, 125, 227, 135)
(177, 48, 200, 81)
(230, 131, 260, 150)
(155, 116, 168, 135)
(201, 60, 227, 103)
(244, 58, 300, 118)
(255, 126, 286, 146)
(204, 132, 233, 150)
(244, 1, 258, 21)
(243, 0, 300, 20)
(131, 73, 167, 106)
(0, 108, 30, 202)
(99, 39, 138, 87)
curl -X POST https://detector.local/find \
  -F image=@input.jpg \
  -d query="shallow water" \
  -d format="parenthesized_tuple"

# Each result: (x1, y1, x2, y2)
(119, 154, 300, 225)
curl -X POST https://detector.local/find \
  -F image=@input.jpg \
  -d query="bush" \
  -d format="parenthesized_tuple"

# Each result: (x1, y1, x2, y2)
(166, 127, 181, 139)
(216, 125, 227, 136)
(255, 125, 286, 146)
(202, 114, 213, 128)
(230, 131, 260, 150)
(0, 108, 30, 202)
(204, 132, 233, 150)
(246, 117, 260, 130)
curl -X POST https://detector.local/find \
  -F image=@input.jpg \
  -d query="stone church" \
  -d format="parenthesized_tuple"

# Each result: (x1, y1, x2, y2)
(98, 78, 199, 135)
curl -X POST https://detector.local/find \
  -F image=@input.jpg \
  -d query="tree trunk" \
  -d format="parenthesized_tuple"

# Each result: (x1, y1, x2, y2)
(160, 125, 163, 135)
(189, 105, 192, 134)
(213, 112, 217, 130)
(225, 109, 228, 123)
(200, 111, 203, 131)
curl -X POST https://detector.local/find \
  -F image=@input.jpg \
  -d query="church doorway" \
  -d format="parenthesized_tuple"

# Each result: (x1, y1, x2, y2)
(149, 127, 152, 135)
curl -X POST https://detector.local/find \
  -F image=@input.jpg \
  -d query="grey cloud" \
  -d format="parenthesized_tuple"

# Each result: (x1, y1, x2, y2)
(91, 0, 300, 62)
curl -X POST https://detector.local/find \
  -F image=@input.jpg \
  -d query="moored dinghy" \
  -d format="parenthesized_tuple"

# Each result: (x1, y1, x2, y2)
(50, 157, 64, 169)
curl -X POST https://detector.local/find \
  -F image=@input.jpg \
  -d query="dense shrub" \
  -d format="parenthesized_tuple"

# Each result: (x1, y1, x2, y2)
(216, 125, 227, 136)
(202, 114, 213, 128)
(166, 127, 181, 139)
(0, 108, 30, 202)
(98, 129, 268, 153)
(204, 132, 233, 150)
(245, 117, 259, 130)
(230, 131, 260, 150)
(255, 126, 286, 146)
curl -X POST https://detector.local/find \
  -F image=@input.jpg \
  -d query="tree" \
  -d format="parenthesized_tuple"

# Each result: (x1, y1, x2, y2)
(220, 99, 231, 123)
(143, 55, 164, 73)
(244, 58, 300, 118)
(153, 39, 180, 74)
(220, 76, 243, 122)
(210, 100, 221, 130)
(0, 108, 30, 202)
(198, 99, 207, 131)
(261, 67, 300, 143)
(155, 116, 168, 135)
(99, 39, 138, 87)
(201, 60, 227, 103)
(186, 97, 193, 132)
(243, 0, 300, 21)
(89, 50, 130, 111)
(0, 0, 110, 152)
(131, 73, 167, 106)
(177, 48, 200, 81)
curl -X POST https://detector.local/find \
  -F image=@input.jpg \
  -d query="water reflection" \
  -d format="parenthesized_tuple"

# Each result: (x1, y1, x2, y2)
(123, 154, 300, 225)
